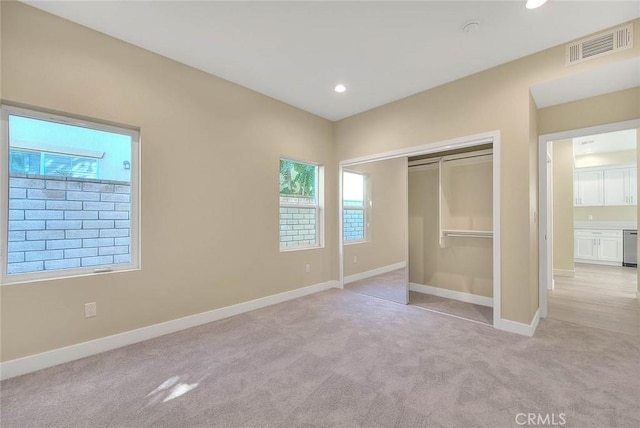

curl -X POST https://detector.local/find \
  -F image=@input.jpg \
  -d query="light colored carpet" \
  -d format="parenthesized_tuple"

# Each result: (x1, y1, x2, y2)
(409, 291, 493, 325)
(344, 268, 407, 304)
(1, 289, 639, 427)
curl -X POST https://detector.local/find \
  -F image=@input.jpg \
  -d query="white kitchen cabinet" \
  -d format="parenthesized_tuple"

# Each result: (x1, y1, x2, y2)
(574, 169, 603, 206)
(574, 229, 623, 265)
(604, 167, 637, 206)
(604, 168, 626, 205)
(598, 236, 624, 262)
(575, 165, 637, 207)
(575, 235, 599, 260)
(628, 167, 637, 204)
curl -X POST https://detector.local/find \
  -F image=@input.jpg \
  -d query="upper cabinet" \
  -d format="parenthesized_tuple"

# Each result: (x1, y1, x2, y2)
(574, 165, 637, 207)
(603, 167, 637, 205)
(603, 168, 626, 205)
(574, 169, 603, 206)
(628, 167, 637, 204)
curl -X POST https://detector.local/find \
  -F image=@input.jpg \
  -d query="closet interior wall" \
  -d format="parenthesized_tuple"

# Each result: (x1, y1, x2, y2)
(408, 151, 494, 300)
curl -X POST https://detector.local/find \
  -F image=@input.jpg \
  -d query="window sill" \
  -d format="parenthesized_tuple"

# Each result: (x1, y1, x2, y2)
(279, 245, 324, 253)
(344, 240, 368, 246)
(1, 266, 140, 286)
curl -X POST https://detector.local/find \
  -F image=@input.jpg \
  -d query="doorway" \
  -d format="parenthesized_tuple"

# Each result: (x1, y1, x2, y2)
(539, 119, 640, 335)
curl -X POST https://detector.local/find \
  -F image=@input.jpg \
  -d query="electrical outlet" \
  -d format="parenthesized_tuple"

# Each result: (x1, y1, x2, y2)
(85, 302, 97, 318)
(305, 264, 311, 273)
(353, 256, 358, 264)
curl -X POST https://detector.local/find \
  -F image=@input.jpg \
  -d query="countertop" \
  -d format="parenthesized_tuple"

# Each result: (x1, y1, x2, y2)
(574, 221, 637, 230)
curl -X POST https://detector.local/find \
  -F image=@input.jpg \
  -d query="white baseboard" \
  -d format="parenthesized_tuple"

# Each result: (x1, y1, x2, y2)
(0, 280, 340, 381)
(553, 269, 575, 277)
(574, 259, 621, 267)
(409, 282, 493, 308)
(343, 261, 406, 284)
(496, 309, 540, 337)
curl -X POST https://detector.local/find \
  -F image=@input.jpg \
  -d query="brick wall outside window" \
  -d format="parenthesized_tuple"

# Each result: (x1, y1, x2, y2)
(7, 174, 131, 274)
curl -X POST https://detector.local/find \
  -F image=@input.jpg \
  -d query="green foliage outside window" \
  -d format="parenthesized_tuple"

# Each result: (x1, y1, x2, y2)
(279, 159, 316, 198)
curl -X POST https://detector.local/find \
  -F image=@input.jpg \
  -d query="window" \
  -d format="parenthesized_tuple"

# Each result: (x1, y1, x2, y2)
(279, 159, 322, 250)
(10, 150, 99, 179)
(343, 170, 366, 242)
(1, 105, 140, 284)
(9, 150, 40, 175)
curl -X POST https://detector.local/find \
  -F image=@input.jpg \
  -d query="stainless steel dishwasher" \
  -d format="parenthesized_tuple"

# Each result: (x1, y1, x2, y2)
(623, 229, 637, 267)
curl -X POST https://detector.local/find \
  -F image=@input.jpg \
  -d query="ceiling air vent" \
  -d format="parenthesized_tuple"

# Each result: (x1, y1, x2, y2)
(566, 23, 633, 66)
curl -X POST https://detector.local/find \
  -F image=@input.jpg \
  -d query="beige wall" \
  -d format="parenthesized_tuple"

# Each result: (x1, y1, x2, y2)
(0, 2, 336, 361)
(343, 157, 406, 277)
(538, 87, 640, 136)
(335, 19, 639, 324)
(529, 93, 539, 316)
(408, 160, 493, 298)
(0, 0, 4, 364)
(441, 157, 493, 231)
(552, 139, 575, 274)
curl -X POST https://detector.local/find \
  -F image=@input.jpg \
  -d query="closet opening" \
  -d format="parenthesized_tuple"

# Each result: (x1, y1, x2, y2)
(408, 144, 494, 325)
(339, 131, 501, 329)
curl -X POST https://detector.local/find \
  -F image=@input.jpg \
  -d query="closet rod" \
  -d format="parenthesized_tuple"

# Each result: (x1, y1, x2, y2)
(445, 233, 493, 238)
(408, 158, 440, 168)
(408, 149, 493, 168)
(442, 149, 493, 163)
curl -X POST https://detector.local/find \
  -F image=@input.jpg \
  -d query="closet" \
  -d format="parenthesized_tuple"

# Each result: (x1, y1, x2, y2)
(408, 146, 494, 324)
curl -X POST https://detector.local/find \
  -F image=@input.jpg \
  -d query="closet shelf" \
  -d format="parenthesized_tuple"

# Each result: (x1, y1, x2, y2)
(442, 229, 493, 238)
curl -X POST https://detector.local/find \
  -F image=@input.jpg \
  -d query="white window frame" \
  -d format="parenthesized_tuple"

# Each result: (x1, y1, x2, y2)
(0, 105, 141, 285)
(279, 158, 324, 252)
(342, 170, 367, 244)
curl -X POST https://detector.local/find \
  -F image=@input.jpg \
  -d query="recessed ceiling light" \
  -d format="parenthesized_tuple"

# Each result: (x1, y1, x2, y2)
(525, 0, 548, 9)
(334, 84, 346, 93)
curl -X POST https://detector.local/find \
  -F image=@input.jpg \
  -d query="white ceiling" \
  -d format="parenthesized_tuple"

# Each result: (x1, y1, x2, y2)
(531, 56, 640, 108)
(573, 129, 637, 156)
(23, 1, 640, 121)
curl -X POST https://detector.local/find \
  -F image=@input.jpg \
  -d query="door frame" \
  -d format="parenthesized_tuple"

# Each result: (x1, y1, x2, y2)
(338, 130, 501, 327)
(538, 118, 640, 318)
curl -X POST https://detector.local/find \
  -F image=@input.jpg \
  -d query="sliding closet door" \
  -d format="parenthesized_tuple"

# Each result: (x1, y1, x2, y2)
(342, 157, 409, 304)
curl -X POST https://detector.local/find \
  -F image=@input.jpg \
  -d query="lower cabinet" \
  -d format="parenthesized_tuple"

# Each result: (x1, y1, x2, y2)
(574, 229, 623, 265)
